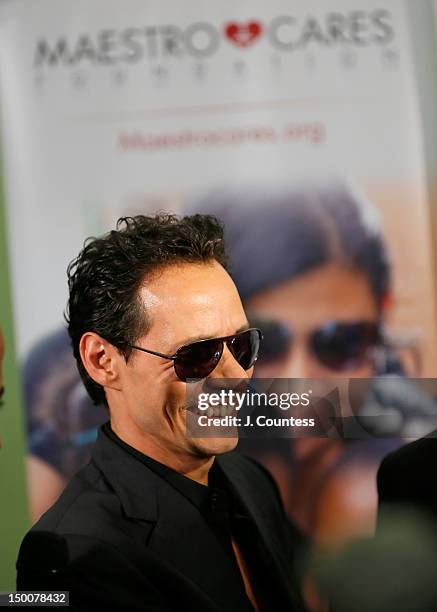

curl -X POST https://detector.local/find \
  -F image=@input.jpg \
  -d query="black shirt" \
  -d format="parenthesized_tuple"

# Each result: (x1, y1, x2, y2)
(103, 423, 282, 611)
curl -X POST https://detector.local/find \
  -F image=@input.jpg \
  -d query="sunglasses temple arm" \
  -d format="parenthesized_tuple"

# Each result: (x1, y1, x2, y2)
(129, 345, 176, 361)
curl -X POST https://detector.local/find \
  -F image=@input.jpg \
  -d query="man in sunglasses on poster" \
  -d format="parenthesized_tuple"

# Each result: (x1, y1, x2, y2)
(16, 214, 305, 611)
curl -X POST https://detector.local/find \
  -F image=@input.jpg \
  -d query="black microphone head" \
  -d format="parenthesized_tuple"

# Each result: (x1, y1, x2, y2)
(17, 530, 70, 591)
(17, 530, 69, 574)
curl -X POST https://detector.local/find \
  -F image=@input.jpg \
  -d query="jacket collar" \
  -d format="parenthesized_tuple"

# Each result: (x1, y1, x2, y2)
(93, 423, 279, 536)
(91, 424, 261, 527)
(92, 423, 273, 528)
(91, 423, 159, 521)
(91, 424, 241, 523)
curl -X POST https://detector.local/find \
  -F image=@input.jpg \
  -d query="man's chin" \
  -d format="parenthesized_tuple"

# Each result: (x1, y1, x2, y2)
(189, 435, 238, 457)
(182, 408, 239, 453)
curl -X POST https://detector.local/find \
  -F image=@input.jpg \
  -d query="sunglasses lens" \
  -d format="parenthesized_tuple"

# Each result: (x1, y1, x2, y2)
(174, 339, 223, 381)
(311, 322, 380, 371)
(249, 318, 292, 364)
(229, 329, 261, 370)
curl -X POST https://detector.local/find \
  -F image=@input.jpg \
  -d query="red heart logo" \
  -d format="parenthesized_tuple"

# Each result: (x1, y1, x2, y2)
(225, 21, 263, 47)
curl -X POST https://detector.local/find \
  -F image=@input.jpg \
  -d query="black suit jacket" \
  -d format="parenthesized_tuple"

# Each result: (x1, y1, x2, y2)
(17, 425, 304, 611)
(377, 432, 437, 519)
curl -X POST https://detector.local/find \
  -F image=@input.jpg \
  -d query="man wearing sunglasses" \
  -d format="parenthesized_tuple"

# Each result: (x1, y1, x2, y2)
(17, 214, 304, 611)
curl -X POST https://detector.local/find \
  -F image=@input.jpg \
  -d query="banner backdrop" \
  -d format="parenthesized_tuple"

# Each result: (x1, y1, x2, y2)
(0, 162, 29, 590)
(1, 0, 437, 540)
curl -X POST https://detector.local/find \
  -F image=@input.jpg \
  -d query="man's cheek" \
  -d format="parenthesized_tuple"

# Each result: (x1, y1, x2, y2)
(161, 382, 186, 418)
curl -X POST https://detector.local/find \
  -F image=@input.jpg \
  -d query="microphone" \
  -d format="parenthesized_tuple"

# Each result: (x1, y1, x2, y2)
(16, 531, 69, 590)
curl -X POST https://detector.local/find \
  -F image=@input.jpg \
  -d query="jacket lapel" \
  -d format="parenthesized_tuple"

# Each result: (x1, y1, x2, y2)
(91, 425, 158, 521)
(217, 452, 302, 609)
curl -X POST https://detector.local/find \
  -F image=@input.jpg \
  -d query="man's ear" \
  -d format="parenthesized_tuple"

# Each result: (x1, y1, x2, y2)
(79, 332, 121, 391)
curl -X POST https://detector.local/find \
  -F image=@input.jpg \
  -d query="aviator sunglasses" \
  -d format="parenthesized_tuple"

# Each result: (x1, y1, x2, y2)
(251, 318, 381, 372)
(129, 328, 262, 381)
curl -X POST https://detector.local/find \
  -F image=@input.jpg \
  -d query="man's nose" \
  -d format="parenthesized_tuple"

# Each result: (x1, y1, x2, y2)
(280, 342, 323, 379)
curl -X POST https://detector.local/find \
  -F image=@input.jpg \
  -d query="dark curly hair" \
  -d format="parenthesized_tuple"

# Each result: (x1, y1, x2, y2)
(65, 213, 228, 406)
(192, 182, 390, 308)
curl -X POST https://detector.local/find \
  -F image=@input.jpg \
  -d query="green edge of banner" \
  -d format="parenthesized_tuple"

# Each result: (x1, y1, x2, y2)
(0, 142, 30, 589)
